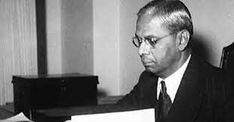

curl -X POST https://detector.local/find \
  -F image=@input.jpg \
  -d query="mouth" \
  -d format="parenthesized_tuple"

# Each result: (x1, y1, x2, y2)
(143, 62, 154, 67)
(141, 56, 156, 67)
(142, 60, 155, 66)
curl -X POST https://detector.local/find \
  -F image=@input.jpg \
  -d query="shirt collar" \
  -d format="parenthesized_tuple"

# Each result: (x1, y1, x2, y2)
(157, 54, 191, 102)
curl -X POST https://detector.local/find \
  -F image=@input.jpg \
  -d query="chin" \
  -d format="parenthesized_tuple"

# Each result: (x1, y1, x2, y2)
(145, 67, 156, 73)
(145, 66, 162, 75)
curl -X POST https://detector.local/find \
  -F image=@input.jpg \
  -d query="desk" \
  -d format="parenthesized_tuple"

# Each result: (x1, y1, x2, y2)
(34, 104, 153, 122)
(12, 73, 99, 118)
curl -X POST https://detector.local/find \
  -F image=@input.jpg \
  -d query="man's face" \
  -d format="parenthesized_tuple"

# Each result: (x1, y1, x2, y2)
(135, 16, 180, 78)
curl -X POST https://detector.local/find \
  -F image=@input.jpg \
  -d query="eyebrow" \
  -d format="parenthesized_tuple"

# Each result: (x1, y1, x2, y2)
(135, 34, 159, 39)
(144, 35, 159, 39)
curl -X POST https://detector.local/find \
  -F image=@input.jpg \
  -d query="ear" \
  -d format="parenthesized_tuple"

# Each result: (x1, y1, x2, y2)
(176, 30, 190, 51)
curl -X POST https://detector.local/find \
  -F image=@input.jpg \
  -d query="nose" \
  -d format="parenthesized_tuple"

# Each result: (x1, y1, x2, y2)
(139, 41, 150, 56)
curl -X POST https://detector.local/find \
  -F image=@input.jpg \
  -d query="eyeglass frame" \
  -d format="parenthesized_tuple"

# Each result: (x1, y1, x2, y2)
(132, 32, 177, 48)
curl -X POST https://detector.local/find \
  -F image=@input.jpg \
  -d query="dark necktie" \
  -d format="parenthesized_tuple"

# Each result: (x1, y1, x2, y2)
(158, 80, 172, 119)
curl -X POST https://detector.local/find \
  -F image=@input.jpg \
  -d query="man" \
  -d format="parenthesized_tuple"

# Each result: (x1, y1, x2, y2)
(117, 0, 234, 122)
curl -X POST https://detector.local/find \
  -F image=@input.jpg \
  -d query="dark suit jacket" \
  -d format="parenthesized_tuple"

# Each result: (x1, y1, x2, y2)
(117, 54, 234, 122)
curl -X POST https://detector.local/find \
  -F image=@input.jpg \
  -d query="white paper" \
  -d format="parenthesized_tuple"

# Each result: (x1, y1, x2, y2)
(69, 108, 155, 122)
(0, 112, 33, 122)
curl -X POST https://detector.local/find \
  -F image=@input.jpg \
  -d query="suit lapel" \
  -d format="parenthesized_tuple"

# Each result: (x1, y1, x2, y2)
(142, 71, 158, 106)
(166, 55, 205, 122)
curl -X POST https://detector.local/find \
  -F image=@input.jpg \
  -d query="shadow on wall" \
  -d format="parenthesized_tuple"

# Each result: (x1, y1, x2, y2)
(191, 33, 212, 63)
(97, 88, 107, 97)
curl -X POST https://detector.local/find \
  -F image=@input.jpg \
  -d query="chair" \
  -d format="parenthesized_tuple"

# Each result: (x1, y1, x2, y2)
(220, 42, 234, 76)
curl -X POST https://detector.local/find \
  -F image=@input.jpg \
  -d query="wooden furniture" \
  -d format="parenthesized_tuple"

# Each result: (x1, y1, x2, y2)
(0, 96, 123, 121)
(12, 73, 98, 118)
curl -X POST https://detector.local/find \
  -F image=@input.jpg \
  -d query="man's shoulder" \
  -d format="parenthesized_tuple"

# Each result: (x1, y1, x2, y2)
(190, 53, 223, 76)
(188, 53, 229, 88)
(202, 60, 223, 76)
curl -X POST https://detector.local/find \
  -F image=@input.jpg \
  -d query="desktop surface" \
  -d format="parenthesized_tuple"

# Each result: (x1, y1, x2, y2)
(34, 104, 153, 122)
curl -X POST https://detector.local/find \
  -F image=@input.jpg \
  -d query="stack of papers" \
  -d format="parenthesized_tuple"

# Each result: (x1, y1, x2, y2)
(66, 108, 155, 122)
(0, 112, 33, 122)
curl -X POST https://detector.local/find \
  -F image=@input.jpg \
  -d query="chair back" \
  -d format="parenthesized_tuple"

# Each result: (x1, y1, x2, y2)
(220, 42, 234, 76)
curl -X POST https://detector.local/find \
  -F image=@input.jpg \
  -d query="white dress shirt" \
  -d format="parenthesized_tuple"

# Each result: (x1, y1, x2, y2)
(157, 55, 191, 102)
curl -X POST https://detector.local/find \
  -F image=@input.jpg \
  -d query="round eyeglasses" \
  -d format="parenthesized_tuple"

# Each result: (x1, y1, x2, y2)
(132, 33, 176, 48)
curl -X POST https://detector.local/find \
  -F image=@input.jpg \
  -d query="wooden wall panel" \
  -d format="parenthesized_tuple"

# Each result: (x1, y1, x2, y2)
(0, 0, 37, 105)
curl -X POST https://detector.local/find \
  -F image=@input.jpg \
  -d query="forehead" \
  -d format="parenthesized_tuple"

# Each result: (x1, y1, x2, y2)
(136, 15, 169, 37)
